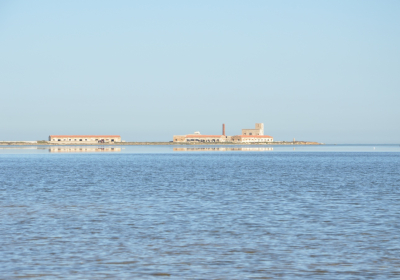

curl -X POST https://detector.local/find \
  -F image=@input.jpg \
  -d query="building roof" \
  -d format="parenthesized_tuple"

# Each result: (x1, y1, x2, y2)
(234, 135, 273, 138)
(49, 135, 120, 138)
(185, 135, 225, 138)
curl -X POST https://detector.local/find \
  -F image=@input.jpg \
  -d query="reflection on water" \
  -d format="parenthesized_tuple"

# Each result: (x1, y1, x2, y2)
(0, 144, 399, 154)
(49, 147, 121, 153)
(174, 147, 273, 152)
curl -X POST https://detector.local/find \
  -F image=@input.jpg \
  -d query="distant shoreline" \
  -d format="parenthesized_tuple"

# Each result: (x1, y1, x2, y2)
(0, 141, 323, 146)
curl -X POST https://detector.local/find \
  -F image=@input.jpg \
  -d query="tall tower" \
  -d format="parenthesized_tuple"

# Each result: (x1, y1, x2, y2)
(222, 124, 225, 136)
(255, 123, 264, 135)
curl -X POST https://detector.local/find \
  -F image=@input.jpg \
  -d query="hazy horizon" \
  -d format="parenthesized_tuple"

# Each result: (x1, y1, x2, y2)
(1, 1, 399, 144)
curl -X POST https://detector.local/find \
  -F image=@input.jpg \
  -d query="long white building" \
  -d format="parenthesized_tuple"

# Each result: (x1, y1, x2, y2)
(49, 135, 122, 143)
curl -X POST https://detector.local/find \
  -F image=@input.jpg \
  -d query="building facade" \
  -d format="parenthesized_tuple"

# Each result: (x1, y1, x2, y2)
(184, 135, 231, 143)
(242, 123, 264, 136)
(49, 135, 122, 143)
(231, 135, 273, 143)
(173, 134, 230, 143)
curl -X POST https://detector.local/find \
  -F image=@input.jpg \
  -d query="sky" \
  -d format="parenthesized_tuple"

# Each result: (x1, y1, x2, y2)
(0, 1, 399, 143)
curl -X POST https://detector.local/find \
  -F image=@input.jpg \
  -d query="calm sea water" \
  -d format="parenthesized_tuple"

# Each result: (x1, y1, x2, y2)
(1, 145, 399, 279)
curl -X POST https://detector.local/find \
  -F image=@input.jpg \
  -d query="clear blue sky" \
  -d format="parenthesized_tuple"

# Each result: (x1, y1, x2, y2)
(1, 1, 399, 143)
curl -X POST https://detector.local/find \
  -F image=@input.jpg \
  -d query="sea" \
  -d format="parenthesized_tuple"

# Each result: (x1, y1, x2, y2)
(1, 144, 399, 279)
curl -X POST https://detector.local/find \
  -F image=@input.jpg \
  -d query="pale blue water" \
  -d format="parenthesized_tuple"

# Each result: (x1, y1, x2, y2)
(1, 145, 399, 279)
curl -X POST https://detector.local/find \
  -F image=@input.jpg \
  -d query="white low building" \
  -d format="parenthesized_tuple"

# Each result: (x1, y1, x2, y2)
(231, 135, 273, 143)
(49, 135, 122, 143)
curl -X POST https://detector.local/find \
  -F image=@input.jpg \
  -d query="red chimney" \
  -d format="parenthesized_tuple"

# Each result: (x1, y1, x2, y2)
(222, 123, 225, 136)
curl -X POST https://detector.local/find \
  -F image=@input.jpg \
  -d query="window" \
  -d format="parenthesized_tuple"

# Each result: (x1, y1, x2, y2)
(79, 139, 82, 141)
(249, 133, 252, 135)
(58, 139, 61, 141)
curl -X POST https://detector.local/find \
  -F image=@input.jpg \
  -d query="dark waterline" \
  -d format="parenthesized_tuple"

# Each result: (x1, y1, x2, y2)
(1, 147, 399, 279)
